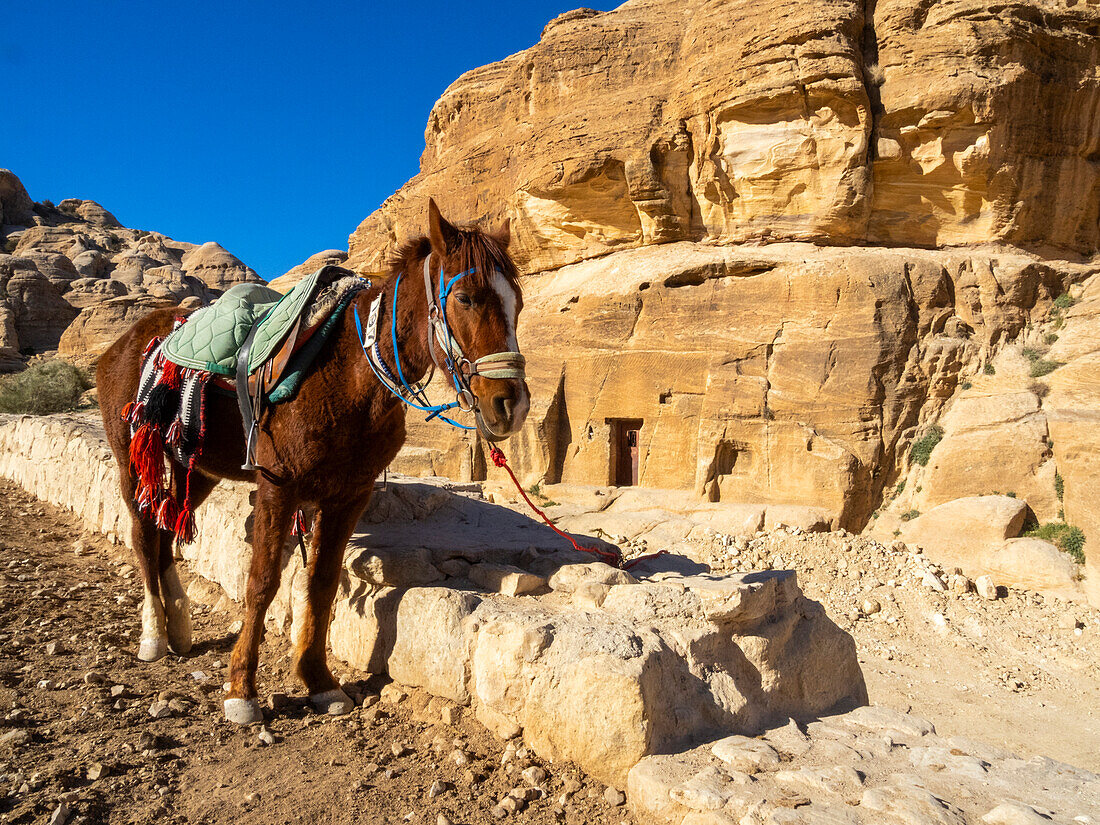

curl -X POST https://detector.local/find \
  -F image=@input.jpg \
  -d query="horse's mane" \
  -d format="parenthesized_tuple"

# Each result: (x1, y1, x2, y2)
(389, 227, 521, 296)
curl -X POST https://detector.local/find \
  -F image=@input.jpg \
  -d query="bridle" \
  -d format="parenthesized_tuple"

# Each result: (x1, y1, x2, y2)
(354, 252, 526, 442)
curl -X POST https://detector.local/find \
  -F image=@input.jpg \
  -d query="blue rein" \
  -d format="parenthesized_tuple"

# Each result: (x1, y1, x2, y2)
(353, 265, 479, 431)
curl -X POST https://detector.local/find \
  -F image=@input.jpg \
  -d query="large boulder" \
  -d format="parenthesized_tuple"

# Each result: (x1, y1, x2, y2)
(180, 242, 261, 290)
(899, 496, 1029, 567)
(0, 169, 35, 228)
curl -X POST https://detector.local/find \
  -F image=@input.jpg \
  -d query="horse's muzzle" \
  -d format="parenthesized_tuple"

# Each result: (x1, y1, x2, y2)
(474, 378, 530, 442)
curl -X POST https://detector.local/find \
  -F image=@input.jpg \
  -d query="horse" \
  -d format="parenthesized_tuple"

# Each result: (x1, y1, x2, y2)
(96, 200, 529, 723)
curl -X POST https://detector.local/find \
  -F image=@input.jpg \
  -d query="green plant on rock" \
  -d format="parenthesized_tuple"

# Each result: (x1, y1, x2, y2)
(1025, 521, 1086, 565)
(1022, 347, 1042, 363)
(909, 425, 944, 467)
(1029, 358, 1064, 378)
(960, 380, 972, 390)
(1055, 472, 1064, 502)
(1053, 293, 1075, 310)
(900, 509, 921, 522)
(984, 362, 996, 375)
(895, 480, 906, 496)
(1044, 333, 1059, 345)
(0, 359, 91, 415)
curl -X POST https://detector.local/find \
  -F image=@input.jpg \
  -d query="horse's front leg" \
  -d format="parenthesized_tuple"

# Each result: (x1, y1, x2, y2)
(224, 480, 296, 724)
(295, 493, 370, 716)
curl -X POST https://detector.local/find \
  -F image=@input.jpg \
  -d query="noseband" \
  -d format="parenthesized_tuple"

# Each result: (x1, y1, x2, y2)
(354, 252, 526, 441)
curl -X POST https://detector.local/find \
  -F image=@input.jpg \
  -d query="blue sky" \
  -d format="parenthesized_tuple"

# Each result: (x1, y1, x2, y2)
(3, 2, 610, 280)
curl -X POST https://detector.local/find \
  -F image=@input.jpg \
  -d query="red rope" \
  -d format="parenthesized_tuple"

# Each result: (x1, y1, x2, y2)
(488, 445, 667, 571)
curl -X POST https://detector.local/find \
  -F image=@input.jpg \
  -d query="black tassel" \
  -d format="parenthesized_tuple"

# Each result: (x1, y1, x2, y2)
(145, 384, 181, 427)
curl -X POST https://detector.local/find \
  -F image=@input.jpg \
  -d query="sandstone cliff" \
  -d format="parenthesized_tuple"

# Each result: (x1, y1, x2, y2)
(0, 169, 261, 369)
(342, 1, 1100, 584)
(348, 0, 1100, 274)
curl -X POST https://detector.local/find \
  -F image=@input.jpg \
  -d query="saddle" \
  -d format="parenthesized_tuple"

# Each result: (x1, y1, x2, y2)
(160, 264, 369, 469)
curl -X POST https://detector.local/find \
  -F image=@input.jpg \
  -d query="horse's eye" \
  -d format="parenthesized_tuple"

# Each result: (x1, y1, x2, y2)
(455, 293, 472, 308)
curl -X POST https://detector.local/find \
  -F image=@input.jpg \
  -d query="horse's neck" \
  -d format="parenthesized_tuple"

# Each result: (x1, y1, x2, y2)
(383, 259, 433, 383)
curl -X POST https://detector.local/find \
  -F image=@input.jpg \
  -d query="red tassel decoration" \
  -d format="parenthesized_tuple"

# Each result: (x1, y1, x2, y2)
(165, 419, 182, 446)
(160, 360, 184, 390)
(129, 423, 165, 496)
(155, 497, 178, 530)
(142, 336, 163, 359)
(174, 503, 196, 545)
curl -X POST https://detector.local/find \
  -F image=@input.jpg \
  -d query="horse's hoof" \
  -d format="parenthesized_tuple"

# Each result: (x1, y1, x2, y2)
(310, 688, 354, 716)
(137, 637, 168, 662)
(223, 698, 264, 725)
(167, 636, 193, 656)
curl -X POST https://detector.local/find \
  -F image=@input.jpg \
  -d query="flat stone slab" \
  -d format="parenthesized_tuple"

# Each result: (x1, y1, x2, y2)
(629, 706, 1100, 824)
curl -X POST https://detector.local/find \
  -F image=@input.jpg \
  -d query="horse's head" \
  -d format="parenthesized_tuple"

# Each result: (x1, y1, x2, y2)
(425, 199, 530, 442)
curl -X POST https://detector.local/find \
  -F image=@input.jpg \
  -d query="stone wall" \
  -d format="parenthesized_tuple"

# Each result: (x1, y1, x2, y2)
(0, 413, 868, 786)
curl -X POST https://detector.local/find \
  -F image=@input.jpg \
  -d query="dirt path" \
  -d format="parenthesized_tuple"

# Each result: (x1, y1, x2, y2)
(0, 481, 631, 825)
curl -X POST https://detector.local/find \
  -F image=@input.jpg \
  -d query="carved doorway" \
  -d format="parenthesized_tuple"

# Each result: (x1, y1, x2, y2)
(608, 418, 643, 486)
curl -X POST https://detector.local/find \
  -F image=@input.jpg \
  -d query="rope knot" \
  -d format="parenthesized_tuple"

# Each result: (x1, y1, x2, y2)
(489, 445, 508, 468)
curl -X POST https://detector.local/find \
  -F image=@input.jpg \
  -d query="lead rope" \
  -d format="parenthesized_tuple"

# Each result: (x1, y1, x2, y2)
(488, 445, 668, 571)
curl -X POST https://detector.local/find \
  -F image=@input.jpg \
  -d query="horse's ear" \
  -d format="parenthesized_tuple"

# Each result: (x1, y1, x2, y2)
(491, 217, 511, 248)
(428, 198, 458, 253)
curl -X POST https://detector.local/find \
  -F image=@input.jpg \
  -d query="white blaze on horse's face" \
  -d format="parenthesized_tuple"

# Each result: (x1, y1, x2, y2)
(489, 270, 529, 434)
(492, 269, 520, 352)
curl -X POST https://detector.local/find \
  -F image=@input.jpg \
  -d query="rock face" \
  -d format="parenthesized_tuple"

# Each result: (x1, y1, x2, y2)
(267, 249, 348, 294)
(345, 1, 1099, 581)
(347, 0, 1100, 274)
(0, 170, 261, 368)
(0, 414, 867, 787)
(629, 706, 1100, 825)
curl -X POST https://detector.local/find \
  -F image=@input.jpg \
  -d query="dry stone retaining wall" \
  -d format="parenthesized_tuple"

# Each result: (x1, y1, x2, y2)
(0, 413, 867, 786)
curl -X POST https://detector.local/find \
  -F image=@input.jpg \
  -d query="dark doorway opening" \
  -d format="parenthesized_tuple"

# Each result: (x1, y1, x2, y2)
(608, 418, 643, 486)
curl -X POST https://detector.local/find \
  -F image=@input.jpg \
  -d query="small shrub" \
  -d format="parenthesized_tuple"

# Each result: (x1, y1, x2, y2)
(895, 480, 906, 496)
(1055, 472, 1064, 501)
(915, 485, 922, 493)
(1051, 316, 1064, 331)
(1053, 293, 1075, 310)
(900, 509, 920, 522)
(1029, 359, 1063, 378)
(1025, 521, 1086, 565)
(1006, 491, 1016, 498)
(1029, 381, 1050, 399)
(892, 529, 902, 538)
(909, 425, 944, 467)
(1022, 347, 1042, 363)
(0, 359, 91, 415)
(1044, 333, 1059, 345)
(984, 362, 996, 375)
(960, 380, 972, 390)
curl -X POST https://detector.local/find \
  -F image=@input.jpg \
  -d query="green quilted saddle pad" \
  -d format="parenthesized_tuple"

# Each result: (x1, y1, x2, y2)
(162, 270, 321, 375)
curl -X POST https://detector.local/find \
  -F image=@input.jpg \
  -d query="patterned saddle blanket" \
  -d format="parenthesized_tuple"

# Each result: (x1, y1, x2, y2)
(162, 265, 362, 376)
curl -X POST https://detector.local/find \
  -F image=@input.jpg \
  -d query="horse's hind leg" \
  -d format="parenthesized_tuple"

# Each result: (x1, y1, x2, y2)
(295, 494, 368, 716)
(131, 515, 170, 662)
(224, 481, 296, 724)
(159, 469, 219, 655)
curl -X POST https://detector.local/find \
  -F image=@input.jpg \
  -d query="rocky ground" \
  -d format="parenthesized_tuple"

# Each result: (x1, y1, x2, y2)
(691, 526, 1100, 773)
(0, 481, 632, 825)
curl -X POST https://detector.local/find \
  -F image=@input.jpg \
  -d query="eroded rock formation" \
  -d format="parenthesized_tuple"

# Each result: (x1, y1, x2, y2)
(347, 1, 1098, 581)
(0, 170, 260, 368)
(347, 0, 1100, 274)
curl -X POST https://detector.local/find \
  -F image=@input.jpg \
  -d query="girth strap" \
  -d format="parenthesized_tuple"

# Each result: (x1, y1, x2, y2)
(236, 313, 267, 471)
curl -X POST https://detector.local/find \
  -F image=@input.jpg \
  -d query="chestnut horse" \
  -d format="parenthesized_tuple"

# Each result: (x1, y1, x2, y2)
(97, 201, 529, 723)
